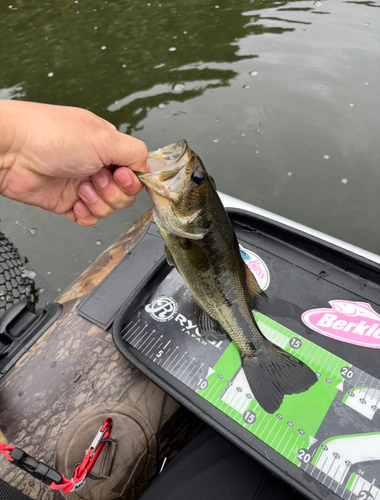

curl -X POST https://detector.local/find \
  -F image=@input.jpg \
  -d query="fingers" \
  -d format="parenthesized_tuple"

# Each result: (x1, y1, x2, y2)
(73, 201, 100, 227)
(64, 205, 99, 227)
(75, 167, 142, 222)
(107, 133, 148, 172)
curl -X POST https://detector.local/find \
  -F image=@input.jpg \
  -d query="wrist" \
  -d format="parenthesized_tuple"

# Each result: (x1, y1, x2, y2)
(0, 100, 23, 173)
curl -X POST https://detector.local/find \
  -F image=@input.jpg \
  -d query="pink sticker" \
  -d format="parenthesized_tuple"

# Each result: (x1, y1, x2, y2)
(302, 300, 380, 349)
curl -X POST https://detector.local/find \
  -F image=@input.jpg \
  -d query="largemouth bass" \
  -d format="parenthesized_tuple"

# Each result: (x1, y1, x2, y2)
(137, 140, 317, 413)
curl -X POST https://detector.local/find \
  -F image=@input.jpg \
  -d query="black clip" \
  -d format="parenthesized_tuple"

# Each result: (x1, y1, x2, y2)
(10, 448, 62, 486)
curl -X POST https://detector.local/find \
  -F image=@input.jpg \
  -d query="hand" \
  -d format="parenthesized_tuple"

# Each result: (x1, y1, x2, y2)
(0, 100, 148, 226)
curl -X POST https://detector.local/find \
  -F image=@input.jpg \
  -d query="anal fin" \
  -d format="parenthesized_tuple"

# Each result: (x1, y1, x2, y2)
(194, 301, 228, 337)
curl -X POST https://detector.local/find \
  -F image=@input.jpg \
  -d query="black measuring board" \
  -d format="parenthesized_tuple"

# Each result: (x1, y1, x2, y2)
(113, 208, 380, 500)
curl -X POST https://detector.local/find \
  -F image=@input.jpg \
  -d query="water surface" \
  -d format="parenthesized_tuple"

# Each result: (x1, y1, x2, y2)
(0, 0, 379, 291)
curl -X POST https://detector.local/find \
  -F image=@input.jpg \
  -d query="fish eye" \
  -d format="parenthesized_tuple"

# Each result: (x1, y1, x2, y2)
(191, 169, 205, 186)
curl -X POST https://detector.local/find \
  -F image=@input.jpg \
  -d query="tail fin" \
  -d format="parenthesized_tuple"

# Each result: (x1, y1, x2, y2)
(242, 346, 318, 414)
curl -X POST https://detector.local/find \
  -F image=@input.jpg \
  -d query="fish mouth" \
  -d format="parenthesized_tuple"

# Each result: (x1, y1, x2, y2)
(136, 139, 191, 197)
(147, 139, 189, 172)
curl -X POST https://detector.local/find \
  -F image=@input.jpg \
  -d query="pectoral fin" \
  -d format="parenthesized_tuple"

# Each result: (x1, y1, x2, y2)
(178, 239, 210, 272)
(164, 245, 175, 267)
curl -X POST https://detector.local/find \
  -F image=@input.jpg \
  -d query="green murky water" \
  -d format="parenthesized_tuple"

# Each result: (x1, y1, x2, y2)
(0, 0, 379, 291)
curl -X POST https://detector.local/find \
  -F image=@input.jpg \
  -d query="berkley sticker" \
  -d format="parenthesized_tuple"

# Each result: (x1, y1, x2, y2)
(239, 245, 270, 291)
(302, 300, 380, 348)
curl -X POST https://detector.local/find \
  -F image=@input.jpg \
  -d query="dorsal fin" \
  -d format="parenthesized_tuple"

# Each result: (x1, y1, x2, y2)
(245, 266, 268, 311)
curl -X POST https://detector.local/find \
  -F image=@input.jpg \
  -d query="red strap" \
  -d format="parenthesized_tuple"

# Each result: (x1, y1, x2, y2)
(50, 476, 76, 494)
(0, 443, 82, 493)
(50, 465, 87, 493)
(0, 443, 15, 462)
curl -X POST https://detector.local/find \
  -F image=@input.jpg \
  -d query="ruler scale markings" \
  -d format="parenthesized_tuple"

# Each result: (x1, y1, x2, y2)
(168, 353, 182, 373)
(192, 365, 205, 387)
(145, 336, 162, 356)
(128, 321, 143, 339)
(370, 378, 379, 399)
(141, 336, 156, 354)
(237, 397, 249, 414)
(183, 362, 198, 384)
(258, 418, 275, 442)
(212, 378, 227, 404)
(236, 398, 251, 413)
(347, 475, 361, 500)
(225, 399, 235, 418)
(322, 458, 336, 485)
(152, 341, 163, 357)
(121, 320, 134, 337)
(177, 356, 191, 380)
(182, 362, 198, 385)
(256, 419, 270, 444)
(130, 327, 148, 347)
(359, 373, 370, 394)
(189, 365, 203, 386)
(167, 353, 180, 373)
(307, 347, 320, 371)
(227, 391, 239, 411)
(125, 325, 141, 344)
(271, 331, 283, 348)
(319, 352, 335, 376)
(253, 414, 267, 434)
(315, 456, 329, 481)
(364, 377, 375, 398)
(121, 319, 133, 335)
(310, 450, 324, 476)
(137, 330, 154, 349)
(162, 346, 178, 368)
(280, 434, 294, 458)
(174, 356, 188, 378)
(310, 349, 325, 373)
(335, 465, 349, 494)
(173, 353, 187, 372)
(278, 329, 289, 349)
(157, 347, 171, 366)
(276, 427, 289, 450)
(209, 379, 223, 404)
(234, 397, 244, 415)
(269, 425, 283, 448)
(124, 322, 142, 342)
(329, 353, 343, 372)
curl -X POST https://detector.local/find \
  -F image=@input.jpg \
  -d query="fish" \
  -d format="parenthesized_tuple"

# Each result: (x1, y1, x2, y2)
(137, 140, 317, 413)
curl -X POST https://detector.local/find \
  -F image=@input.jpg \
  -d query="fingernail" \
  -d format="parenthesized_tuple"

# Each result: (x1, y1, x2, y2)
(75, 201, 91, 217)
(115, 169, 132, 187)
(79, 184, 98, 203)
(92, 170, 109, 189)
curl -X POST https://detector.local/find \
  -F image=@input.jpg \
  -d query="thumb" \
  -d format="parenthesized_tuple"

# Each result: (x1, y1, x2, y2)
(107, 131, 148, 172)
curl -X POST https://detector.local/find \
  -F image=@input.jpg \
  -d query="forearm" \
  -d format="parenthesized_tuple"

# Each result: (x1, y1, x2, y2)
(0, 100, 29, 173)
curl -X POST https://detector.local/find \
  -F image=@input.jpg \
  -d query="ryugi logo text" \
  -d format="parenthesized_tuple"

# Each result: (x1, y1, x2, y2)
(145, 297, 223, 348)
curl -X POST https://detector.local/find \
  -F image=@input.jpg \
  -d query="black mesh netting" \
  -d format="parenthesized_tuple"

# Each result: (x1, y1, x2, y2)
(0, 232, 38, 315)
(0, 479, 33, 500)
